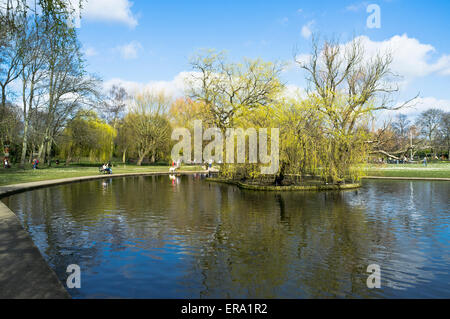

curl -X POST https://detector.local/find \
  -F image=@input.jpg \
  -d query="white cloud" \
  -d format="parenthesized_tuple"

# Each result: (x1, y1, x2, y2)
(349, 34, 450, 81)
(82, 0, 138, 28)
(296, 34, 450, 85)
(1, 0, 138, 28)
(301, 20, 314, 39)
(294, 53, 311, 65)
(394, 97, 450, 117)
(115, 41, 142, 60)
(282, 84, 306, 100)
(434, 55, 450, 75)
(84, 47, 98, 57)
(373, 96, 450, 126)
(103, 73, 448, 127)
(103, 71, 199, 99)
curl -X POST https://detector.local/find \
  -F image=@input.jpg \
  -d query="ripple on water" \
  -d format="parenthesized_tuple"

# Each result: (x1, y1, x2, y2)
(1, 177, 449, 298)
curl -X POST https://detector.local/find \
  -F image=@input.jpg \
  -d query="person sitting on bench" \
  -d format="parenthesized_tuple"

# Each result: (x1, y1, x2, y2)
(100, 163, 112, 174)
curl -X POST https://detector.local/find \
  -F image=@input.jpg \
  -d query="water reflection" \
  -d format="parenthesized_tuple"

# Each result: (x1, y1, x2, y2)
(2, 177, 449, 298)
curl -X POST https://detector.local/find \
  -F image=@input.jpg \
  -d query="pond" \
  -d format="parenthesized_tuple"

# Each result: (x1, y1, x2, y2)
(2, 175, 449, 298)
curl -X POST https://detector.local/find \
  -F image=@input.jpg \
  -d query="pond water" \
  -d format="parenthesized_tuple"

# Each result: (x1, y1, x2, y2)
(2, 175, 449, 298)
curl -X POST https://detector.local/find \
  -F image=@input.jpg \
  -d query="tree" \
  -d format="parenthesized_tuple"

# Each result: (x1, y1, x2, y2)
(125, 89, 172, 166)
(115, 117, 135, 164)
(0, 102, 22, 162)
(0, 2, 26, 120)
(295, 35, 416, 181)
(36, 19, 101, 165)
(0, 0, 84, 112)
(391, 114, 410, 139)
(102, 85, 128, 128)
(369, 122, 407, 160)
(19, 15, 48, 167)
(169, 97, 206, 129)
(188, 50, 284, 130)
(438, 112, 450, 159)
(415, 108, 444, 158)
(59, 111, 116, 164)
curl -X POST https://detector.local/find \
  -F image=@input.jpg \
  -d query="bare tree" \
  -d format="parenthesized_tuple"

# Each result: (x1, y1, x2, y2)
(415, 108, 445, 158)
(391, 113, 410, 138)
(439, 112, 450, 159)
(295, 35, 418, 179)
(36, 22, 101, 165)
(18, 15, 48, 167)
(297, 35, 418, 135)
(0, 2, 26, 115)
(101, 85, 128, 128)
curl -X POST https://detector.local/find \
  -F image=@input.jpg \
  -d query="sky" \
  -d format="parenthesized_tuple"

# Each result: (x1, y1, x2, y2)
(75, 0, 450, 120)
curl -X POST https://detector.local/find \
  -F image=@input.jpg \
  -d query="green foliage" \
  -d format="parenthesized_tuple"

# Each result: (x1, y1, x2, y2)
(59, 111, 116, 163)
(219, 93, 370, 183)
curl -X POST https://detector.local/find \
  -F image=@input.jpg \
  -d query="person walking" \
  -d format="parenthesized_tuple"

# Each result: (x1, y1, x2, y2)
(32, 158, 39, 169)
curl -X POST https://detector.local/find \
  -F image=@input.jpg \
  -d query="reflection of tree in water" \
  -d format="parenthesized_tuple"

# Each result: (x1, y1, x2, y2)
(184, 189, 380, 298)
(3, 178, 449, 298)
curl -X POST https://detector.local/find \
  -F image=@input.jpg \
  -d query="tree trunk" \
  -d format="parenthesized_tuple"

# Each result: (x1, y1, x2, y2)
(122, 148, 127, 164)
(137, 147, 150, 166)
(274, 162, 286, 186)
(137, 154, 145, 166)
(38, 141, 45, 163)
(20, 77, 36, 169)
(1, 85, 6, 109)
(28, 144, 34, 164)
(20, 120, 29, 168)
(65, 154, 72, 166)
(46, 139, 52, 166)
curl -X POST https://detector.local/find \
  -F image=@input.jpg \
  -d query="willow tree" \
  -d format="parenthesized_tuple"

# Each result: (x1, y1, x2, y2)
(272, 98, 326, 180)
(115, 117, 136, 164)
(169, 97, 206, 129)
(59, 111, 116, 164)
(186, 50, 284, 176)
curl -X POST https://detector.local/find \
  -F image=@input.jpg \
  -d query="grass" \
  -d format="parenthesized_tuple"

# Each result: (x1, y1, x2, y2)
(0, 163, 205, 186)
(364, 162, 450, 179)
(1, 162, 449, 187)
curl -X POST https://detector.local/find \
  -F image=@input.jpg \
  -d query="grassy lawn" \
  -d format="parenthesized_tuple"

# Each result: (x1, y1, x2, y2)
(2, 162, 449, 186)
(0, 163, 205, 186)
(364, 162, 450, 178)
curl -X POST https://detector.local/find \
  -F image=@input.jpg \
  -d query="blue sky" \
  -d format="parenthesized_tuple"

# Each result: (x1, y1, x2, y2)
(77, 0, 450, 118)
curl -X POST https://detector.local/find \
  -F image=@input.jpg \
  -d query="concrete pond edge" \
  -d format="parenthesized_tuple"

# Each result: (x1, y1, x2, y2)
(0, 171, 206, 299)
